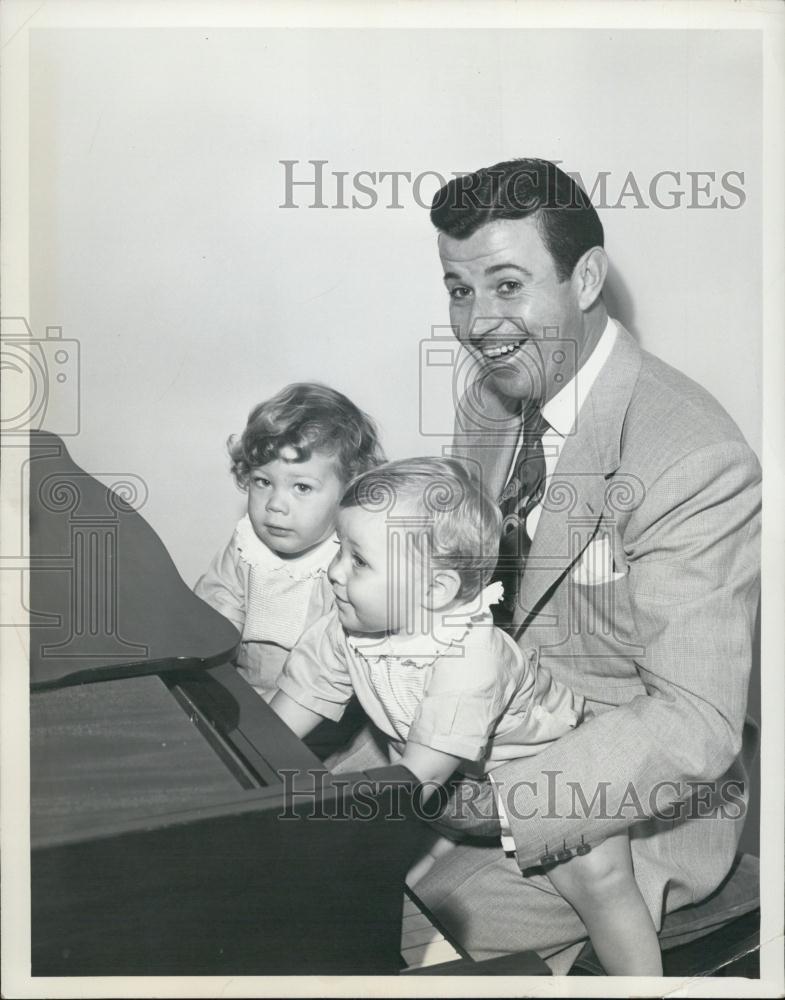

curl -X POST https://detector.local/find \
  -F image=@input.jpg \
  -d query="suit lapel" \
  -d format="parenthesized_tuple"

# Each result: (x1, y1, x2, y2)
(518, 325, 643, 622)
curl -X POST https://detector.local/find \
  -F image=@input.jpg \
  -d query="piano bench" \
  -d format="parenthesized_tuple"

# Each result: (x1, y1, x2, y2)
(571, 853, 760, 977)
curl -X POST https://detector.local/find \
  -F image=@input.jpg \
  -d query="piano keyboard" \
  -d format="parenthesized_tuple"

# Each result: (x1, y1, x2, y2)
(400, 890, 464, 970)
(399, 890, 553, 976)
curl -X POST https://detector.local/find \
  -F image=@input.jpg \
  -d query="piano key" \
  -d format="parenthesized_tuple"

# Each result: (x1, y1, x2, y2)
(402, 911, 437, 931)
(400, 892, 462, 969)
(401, 924, 444, 949)
(402, 938, 463, 970)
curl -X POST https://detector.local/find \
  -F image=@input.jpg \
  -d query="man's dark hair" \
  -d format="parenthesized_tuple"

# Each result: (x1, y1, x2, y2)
(430, 158, 604, 282)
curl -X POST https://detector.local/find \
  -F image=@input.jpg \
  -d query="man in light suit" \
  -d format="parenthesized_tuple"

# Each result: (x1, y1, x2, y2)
(414, 158, 761, 972)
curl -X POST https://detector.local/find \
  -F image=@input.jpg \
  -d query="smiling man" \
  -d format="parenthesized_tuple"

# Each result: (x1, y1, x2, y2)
(412, 159, 762, 973)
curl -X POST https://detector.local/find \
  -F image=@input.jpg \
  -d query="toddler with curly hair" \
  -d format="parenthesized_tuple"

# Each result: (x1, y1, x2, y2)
(195, 382, 384, 699)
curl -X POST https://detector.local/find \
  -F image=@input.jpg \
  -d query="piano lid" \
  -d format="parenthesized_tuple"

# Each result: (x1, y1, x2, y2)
(28, 431, 240, 690)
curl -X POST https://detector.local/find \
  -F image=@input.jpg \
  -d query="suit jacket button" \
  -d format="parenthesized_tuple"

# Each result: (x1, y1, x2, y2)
(576, 836, 591, 856)
(556, 847, 573, 862)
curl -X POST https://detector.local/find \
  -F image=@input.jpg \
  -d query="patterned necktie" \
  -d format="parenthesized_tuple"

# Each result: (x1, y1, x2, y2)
(493, 404, 549, 627)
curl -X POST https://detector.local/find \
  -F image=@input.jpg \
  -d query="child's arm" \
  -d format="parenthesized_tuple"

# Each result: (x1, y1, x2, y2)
(401, 742, 462, 802)
(193, 533, 247, 632)
(545, 831, 662, 976)
(272, 611, 355, 736)
(400, 742, 463, 888)
(269, 690, 325, 739)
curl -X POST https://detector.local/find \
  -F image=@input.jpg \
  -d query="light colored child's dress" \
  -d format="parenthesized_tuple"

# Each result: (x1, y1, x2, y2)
(194, 514, 335, 700)
(277, 583, 584, 774)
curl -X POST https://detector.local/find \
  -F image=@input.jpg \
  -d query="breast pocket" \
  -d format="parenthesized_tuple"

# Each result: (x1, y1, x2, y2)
(571, 534, 627, 587)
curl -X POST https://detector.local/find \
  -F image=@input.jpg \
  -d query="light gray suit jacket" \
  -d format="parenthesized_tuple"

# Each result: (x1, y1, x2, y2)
(452, 323, 761, 919)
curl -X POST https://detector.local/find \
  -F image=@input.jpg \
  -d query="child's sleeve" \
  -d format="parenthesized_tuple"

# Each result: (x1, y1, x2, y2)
(516, 643, 585, 743)
(276, 612, 354, 722)
(193, 532, 247, 632)
(406, 629, 507, 762)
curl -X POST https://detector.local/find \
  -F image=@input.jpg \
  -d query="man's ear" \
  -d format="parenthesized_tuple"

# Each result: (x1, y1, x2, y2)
(424, 569, 462, 611)
(573, 246, 608, 311)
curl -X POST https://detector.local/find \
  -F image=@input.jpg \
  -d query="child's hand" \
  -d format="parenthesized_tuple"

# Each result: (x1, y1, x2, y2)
(406, 832, 457, 888)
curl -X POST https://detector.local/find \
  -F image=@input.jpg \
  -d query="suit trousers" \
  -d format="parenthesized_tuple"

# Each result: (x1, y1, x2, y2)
(325, 722, 591, 974)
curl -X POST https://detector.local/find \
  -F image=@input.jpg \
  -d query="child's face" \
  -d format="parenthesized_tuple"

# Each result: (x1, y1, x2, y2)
(247, 447, 344, 557)
(329, 505, 427, 633)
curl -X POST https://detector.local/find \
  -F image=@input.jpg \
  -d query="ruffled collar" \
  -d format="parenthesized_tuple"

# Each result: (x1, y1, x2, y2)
(234, 514, 337, 580)
(345, 581, 504, 667)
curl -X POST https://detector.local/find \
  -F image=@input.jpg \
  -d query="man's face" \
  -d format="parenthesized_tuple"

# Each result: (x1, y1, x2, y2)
(439, 217, 586, 405)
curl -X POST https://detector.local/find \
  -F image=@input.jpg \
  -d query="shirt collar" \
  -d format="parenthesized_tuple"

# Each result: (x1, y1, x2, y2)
(346, 581, 504, 666)
(541, 317, 618, 438)
(235, 514, 338, 579)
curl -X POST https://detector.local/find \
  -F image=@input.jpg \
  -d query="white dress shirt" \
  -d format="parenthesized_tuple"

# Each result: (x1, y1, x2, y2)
(506, 318, 619, 539)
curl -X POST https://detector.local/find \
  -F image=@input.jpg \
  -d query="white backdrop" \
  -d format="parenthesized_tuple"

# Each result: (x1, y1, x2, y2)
(29, 27, 761, 586)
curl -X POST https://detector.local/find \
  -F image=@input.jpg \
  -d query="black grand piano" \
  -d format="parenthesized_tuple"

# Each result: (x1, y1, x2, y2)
(29, 432, 549, 977)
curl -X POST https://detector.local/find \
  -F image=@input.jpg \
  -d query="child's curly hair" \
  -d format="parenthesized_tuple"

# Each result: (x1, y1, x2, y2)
(340, 456, 502, 603)
(229, 383, 385, 488)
